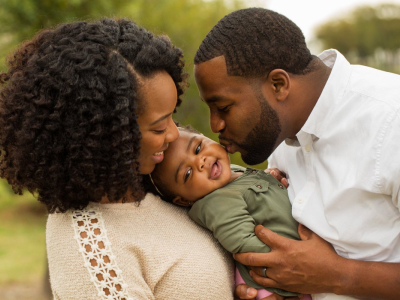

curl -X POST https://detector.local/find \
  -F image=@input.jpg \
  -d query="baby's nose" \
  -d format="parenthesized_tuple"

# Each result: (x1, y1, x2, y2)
(197, 156, 206, 170)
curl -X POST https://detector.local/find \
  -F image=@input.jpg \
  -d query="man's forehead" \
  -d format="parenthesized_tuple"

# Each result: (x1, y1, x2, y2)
(194, 55, 227, 77)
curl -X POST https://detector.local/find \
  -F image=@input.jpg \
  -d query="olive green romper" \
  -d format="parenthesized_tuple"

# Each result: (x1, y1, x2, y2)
(189, 165, 300, 297)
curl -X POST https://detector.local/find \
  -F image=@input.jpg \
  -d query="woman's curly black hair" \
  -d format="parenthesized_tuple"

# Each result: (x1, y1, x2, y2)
(0, 18, 187, 213)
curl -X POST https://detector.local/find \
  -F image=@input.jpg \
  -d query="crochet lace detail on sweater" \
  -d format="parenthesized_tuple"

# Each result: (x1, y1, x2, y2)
(71, 209, 133, 300)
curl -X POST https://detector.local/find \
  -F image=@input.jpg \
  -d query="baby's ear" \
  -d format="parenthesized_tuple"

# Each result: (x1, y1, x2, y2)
(172, 196, 192, 207)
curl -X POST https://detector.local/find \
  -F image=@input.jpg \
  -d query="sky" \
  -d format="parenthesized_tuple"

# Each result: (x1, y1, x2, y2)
(254, 0, 400, 53)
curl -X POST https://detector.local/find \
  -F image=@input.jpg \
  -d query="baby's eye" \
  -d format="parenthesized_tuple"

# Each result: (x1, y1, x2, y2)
(184, 168, 192, 182)
(195, 142, 202, 154)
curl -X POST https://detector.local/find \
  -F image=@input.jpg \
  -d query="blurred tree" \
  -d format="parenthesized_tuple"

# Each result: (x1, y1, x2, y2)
(315, 3, 400, 72)
(0, 0, 133, 67)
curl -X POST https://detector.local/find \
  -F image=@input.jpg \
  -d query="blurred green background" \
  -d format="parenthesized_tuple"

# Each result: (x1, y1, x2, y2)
(1, 0, 400, 299)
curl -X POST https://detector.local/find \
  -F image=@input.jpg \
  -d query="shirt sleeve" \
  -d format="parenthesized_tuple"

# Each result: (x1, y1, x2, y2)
(378, 109, 400, 210)
(189, 189, 270, 254)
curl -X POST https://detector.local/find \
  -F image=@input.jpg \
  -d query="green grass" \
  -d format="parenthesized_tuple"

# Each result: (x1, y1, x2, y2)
(0, 179, 48, 285)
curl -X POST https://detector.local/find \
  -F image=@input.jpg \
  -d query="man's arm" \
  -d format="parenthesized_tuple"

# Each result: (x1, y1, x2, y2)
(234, 225, 400, 300)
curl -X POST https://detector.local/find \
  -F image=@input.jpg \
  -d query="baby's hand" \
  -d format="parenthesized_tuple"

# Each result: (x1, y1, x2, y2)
(264, 168, 289, 188)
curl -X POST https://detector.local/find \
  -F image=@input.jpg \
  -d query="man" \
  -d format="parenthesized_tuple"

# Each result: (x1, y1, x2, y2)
(193, 7, 400, 300)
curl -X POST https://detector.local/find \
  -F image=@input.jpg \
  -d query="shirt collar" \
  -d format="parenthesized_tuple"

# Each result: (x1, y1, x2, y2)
(285, 49, 352, 146)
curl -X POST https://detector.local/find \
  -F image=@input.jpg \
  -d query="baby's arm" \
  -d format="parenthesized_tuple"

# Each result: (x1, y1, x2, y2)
(189, 189, 270, 254)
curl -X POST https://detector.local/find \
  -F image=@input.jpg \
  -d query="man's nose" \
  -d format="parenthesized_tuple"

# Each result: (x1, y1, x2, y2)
(210, 111, 225, 133)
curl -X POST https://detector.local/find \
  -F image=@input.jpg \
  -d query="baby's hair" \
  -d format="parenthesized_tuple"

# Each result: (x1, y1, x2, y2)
(177, 124, 201, 135)
(144, 124, 201, 203)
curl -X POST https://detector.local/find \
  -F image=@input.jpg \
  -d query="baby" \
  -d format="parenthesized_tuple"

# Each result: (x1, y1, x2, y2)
(149, 126, 308, 299)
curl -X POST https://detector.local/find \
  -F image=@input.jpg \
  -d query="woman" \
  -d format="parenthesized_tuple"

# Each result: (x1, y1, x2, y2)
(0, 18, 234, 299)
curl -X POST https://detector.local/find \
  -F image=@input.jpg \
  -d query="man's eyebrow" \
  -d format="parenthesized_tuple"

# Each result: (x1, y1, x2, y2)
(174, 136, 197, 183)
(149, 111, 174, 126)
(203, 95, 224, 104)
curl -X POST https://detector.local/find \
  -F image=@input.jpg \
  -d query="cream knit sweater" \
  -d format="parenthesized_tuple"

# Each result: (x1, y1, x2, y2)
(46, 193, 234, 300)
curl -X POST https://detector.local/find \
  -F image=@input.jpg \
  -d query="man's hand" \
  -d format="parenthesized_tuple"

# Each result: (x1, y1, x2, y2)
(264, 168, 289, 188)
(234, 224, 343, 295)
(235, 225, 400, 299)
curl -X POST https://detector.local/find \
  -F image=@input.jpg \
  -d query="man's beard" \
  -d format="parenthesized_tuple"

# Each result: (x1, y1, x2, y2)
(236, 97, 281, 165)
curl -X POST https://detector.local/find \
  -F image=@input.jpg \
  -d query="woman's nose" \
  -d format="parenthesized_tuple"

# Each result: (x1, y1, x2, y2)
(166, 119, 179, 143)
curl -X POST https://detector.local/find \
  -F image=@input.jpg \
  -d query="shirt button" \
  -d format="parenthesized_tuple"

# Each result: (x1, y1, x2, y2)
(297, 198, 304, 204)
(256, 185, 262, 189)
(278, 184, 284, 189)
(304, 144, 312, 152)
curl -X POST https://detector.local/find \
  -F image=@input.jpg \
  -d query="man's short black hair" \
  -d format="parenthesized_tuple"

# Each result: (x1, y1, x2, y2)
(195, 7, 315, 77)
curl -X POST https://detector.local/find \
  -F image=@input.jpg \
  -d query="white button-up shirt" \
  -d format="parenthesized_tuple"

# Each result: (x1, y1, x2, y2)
(269, 49, 400, 300)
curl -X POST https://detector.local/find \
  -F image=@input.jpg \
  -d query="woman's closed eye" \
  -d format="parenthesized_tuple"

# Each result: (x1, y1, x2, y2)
(153, 128, 167, 134)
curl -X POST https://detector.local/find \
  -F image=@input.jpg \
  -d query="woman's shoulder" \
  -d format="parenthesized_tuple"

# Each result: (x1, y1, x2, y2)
(46, 193, 235, 299)
(47, 193, 187, 219)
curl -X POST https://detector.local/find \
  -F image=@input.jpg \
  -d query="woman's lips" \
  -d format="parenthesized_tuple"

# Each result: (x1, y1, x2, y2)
(210, 160, 222, 179)
(152, 144, 169, 164)
(152, 151, 164, 164)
